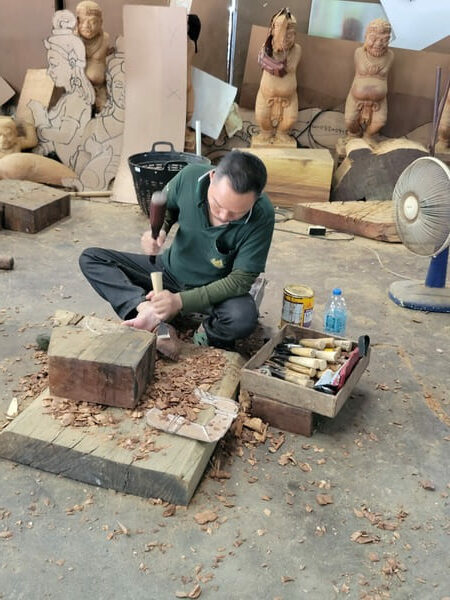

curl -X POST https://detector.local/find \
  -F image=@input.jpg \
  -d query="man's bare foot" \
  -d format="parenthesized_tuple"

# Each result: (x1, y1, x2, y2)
(122, 301, 160, 332)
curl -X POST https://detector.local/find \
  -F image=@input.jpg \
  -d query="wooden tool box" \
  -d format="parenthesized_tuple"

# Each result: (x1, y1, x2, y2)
(240, 325, 371, 436)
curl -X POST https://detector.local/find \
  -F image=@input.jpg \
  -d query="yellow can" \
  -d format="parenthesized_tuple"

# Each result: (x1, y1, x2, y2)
(281, 284, 314, 328)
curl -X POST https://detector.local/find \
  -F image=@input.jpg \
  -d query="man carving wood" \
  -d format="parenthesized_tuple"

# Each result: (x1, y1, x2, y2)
(79, 152, 274, 350)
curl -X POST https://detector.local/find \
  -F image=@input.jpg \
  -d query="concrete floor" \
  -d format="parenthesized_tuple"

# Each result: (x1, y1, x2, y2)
(0, 197, 449, 600)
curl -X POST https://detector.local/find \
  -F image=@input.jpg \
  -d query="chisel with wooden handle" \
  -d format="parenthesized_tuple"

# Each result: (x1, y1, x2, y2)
(263, 365, 313, 388)
(270, 358, 316, 378)
(150, 271, 170, 339)
(273, 353, 326, 371)
(276, 343, 316, 358)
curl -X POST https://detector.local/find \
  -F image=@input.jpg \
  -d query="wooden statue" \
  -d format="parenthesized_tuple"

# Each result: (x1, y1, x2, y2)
(0, 117, 76, 184)
(76, 1, 110, 113)
(28, 10, 95, 167)
(253, 8, 301, 148)
(0, 117, 28, 157)
(436, 86, 450, 154)
(185, 14, 201, 151)
(344, 19, 393, 141)
(63, 38, 125, 190)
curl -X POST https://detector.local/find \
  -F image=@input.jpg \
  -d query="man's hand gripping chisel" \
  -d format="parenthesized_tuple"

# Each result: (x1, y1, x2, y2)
(147, 191, 170, 338)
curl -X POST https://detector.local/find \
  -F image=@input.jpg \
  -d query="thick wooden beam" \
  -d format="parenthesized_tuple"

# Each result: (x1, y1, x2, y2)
(251, 393, 314, 437)
(0, 345, 244, 505)
(48, 324, 156, 410)
(0, 180, 70, 233)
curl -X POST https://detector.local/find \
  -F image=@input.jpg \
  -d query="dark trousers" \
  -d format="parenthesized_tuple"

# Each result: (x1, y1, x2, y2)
(79, 247, 258, 349)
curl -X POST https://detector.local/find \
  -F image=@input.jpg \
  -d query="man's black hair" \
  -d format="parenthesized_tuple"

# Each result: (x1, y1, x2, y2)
(215, 151, 267, 197)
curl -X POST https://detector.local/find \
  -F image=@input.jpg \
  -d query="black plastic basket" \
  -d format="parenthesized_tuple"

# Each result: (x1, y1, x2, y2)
(128, 141, 211, 216)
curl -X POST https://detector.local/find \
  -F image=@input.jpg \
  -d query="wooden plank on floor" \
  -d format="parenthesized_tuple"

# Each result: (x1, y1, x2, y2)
(293, 201, 400, 242)
(0, 344, 244, 505)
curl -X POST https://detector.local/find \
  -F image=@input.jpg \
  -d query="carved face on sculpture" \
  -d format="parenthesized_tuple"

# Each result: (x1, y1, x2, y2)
(270, 9, 296, 54)
(0, 118, 18, 151)
(77, 1, 103, 40)
(364, 19, 391, 57)
(47, 49, 71, 88)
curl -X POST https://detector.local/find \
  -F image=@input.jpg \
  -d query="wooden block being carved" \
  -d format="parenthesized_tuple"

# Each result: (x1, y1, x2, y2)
(251, 394, 314, 437)
(246, 147, 334, 208)
(48, 324, 156, 409)
(0, 181, 70, 233)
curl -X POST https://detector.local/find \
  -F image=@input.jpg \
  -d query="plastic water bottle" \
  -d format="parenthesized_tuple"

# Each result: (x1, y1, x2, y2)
(323, 288, 347, 335)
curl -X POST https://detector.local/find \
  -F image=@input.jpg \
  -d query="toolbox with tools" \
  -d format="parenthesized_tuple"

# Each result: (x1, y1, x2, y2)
(240, 325, 371, 436)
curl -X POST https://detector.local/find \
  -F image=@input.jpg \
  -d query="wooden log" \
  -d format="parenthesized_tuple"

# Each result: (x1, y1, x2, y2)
(251, 393, 314, 437)
(293, 200, 400, 243)
(0, 180, 70, 233)
(48, 324, 156, 409)
(245, 147, 334, 208)
(331, 138, 428, 203)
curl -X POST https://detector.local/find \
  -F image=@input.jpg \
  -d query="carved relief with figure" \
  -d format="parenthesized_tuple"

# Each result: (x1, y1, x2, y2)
(252, 8, 301, 148)
(28, 10, 95, 167)
(63, 38, 125, 190)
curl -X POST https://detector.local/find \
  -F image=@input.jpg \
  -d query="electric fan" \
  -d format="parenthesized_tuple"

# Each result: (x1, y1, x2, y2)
(389, 156, 450, 312)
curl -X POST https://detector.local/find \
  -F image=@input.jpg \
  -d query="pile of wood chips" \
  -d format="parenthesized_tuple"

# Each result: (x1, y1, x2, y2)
(140, 348, 227, 422)
(36, 347, 227, 429)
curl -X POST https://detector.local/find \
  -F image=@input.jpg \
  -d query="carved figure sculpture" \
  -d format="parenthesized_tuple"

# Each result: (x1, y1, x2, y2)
(253, 8, 301, 147)
(76, 0, 110, 113)
(185, 14, 201, 151)
(28, 10, 95, 167)
(344, 19, 393, 140)
(0, 117, 24, 157)
(436, 86, 450, 153)
(0, 117, 76, 184)
(64, 38, 125, 190)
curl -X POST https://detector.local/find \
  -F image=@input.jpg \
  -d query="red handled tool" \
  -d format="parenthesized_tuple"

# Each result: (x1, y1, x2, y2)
(148, 190, 168, 264)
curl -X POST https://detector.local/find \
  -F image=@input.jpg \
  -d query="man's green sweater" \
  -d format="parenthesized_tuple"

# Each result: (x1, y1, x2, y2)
(161, 164, 275, 313)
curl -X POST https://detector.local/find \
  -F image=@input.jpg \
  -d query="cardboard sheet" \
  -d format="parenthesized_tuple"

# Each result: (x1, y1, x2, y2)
(381, 0, 450, 51)
(240, 26, 450, 138)
(0, 76, 15, 106)
(112, 5, 186, 204)
(309, 0, 388, 43)
(189, 68, 237, 140)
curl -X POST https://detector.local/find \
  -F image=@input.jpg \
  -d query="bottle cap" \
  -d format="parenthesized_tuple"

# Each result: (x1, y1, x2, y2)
(333, 288, 342, 295)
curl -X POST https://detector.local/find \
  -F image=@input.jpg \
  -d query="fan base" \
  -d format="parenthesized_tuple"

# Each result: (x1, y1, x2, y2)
(389, 280, 450, 312)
